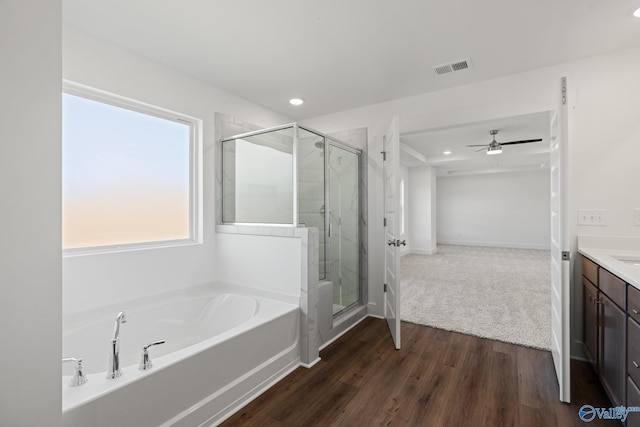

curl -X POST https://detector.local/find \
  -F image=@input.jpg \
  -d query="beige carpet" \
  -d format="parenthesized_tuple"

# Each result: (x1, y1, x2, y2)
(401, 245, 551, 350)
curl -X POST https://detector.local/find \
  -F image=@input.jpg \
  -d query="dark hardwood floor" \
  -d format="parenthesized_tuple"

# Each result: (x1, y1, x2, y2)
(221, 318, 612, 427)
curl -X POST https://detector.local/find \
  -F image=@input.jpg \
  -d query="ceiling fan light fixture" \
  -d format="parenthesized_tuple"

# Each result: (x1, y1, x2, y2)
(487, 146, 502, 155)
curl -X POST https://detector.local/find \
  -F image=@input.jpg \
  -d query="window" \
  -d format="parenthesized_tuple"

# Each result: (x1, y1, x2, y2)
(62, 83, 200, 252)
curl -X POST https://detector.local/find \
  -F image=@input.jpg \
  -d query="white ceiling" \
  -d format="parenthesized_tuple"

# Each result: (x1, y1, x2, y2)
(63, 1, 640, 173)
(63, 0, 640, 121)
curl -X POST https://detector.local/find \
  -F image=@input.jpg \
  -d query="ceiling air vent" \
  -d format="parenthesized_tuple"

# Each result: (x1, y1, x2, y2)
(432, 58, 472, 76)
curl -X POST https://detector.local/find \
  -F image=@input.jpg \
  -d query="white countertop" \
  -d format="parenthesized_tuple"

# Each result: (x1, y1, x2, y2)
(578, 235, 640, 290)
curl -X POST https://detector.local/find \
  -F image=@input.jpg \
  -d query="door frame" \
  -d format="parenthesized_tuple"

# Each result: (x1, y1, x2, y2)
(395, 91, 571, 401)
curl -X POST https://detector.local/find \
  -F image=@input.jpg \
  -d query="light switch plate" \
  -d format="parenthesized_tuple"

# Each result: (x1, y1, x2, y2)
(578, 209, 608, 226)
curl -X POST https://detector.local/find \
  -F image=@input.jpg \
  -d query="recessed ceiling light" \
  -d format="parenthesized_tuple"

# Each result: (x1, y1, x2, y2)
(289, 98, 304, 106)
(443, 150, 452, 155)
(634, 7, 640, 17)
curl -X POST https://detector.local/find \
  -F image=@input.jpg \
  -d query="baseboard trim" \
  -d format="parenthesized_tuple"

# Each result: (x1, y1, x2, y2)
(410, 248, 438, 255)
(437, 240, 550, 250)
(300, 357, 321, 369)
(571, 355, 589, 363)
(319, 312, 369, 351)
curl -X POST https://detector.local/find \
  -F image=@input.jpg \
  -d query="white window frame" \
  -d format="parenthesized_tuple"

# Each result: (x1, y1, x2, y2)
(62, 80, 203, 256)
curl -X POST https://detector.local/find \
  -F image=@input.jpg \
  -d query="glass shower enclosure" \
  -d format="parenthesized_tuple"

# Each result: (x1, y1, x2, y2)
(221, 124, 362, 316)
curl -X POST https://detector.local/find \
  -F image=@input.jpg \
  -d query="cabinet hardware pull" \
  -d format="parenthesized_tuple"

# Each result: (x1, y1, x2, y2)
(634, 361, 639, 369)
(633, 309, 639, 315)
(588, 295, 593, 303)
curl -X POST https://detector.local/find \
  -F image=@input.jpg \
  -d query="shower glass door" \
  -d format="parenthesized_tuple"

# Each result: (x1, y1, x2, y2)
(328, 143, 360, 316)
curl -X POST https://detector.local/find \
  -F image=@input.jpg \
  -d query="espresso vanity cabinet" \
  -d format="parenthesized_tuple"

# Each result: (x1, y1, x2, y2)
(627, 377, 640, 427)
(599, 291, 626, 407)
(583, 277, 599, 366)
(582, 257, 601, 371)
(581, 257, 626, 409)
(629, 285, 640, 427)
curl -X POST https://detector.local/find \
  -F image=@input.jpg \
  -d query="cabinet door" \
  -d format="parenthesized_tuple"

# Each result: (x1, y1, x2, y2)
(583, 278, 599, 368)
(600, 293, 626, 407)
(629, 317, 640, 388)
(628, 377, 640, 427)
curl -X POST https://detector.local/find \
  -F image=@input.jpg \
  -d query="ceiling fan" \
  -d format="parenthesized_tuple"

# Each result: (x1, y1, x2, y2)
(467, 129, 542, 155)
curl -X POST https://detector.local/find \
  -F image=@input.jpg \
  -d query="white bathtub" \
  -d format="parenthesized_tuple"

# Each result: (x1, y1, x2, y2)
(62, 284, 300, 427)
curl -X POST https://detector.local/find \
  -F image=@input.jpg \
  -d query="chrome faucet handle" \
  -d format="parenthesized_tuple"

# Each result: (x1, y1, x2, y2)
(107, 311, 127, 379)
(62, 357, 88, 387)
(139, 340, 166, 371)
(112, 311, 127, 340)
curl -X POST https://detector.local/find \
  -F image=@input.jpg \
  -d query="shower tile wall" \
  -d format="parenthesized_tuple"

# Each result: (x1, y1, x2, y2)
(221, 140, 236, 222)
(297, 131, 326, 279)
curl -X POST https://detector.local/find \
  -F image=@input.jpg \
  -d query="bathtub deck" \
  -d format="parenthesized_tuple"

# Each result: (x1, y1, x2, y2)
(221, 317, 612, 427)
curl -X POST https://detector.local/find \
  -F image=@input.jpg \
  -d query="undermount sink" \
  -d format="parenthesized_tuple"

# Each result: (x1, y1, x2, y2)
(613, 256, 640, 266)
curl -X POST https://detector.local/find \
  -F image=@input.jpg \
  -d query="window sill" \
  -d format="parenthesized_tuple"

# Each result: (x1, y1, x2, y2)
(62, 239, 201, 258)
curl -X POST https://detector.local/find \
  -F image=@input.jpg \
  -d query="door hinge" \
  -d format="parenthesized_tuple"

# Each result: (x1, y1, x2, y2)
(384, 283, 387, 292)
(381, 151, 386, 161)
(561, 76, 567, 106)
(562, 251, 570, 261)
(384, 217, 387, 227)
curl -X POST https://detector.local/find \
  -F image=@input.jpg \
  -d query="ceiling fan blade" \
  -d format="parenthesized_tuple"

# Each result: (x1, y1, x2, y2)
(466, 144, 488, 147)
(500, 139, 543, 146)
(475, 147, 487, 152)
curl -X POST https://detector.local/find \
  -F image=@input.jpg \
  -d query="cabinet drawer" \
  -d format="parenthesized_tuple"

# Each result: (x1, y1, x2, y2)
(628, 377, 640, 427)
(630, 285, 640, 323)
(582, 256, 599, 286)
(630, 318, 640, 387)
(599, 268, 626, 309)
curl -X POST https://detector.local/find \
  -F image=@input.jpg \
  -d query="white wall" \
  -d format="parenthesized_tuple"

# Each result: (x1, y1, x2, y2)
(301, 45, 640, 349)
(437, 171, 551, 249)
(570, 56, 640, 238)
(214, 233, 301, 298)
(408, 166, 438, 254)
(62, 27, 292, 314)
(0, 1, 62, 425)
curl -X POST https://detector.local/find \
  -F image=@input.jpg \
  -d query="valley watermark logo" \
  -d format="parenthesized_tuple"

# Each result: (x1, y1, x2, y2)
(578, 404, 640, 423)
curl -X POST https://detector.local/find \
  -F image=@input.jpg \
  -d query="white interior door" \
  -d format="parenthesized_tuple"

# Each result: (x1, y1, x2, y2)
(550, 77, 571, 403)
(383, 116, 401, 349)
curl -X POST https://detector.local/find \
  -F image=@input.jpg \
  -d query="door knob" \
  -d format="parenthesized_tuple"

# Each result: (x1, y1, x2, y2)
(387, 240, 397, 246)
(397, 240, 406, 246)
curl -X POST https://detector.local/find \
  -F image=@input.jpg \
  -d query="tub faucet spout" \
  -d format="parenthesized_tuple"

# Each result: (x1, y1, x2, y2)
(107, 311, 127, 379)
